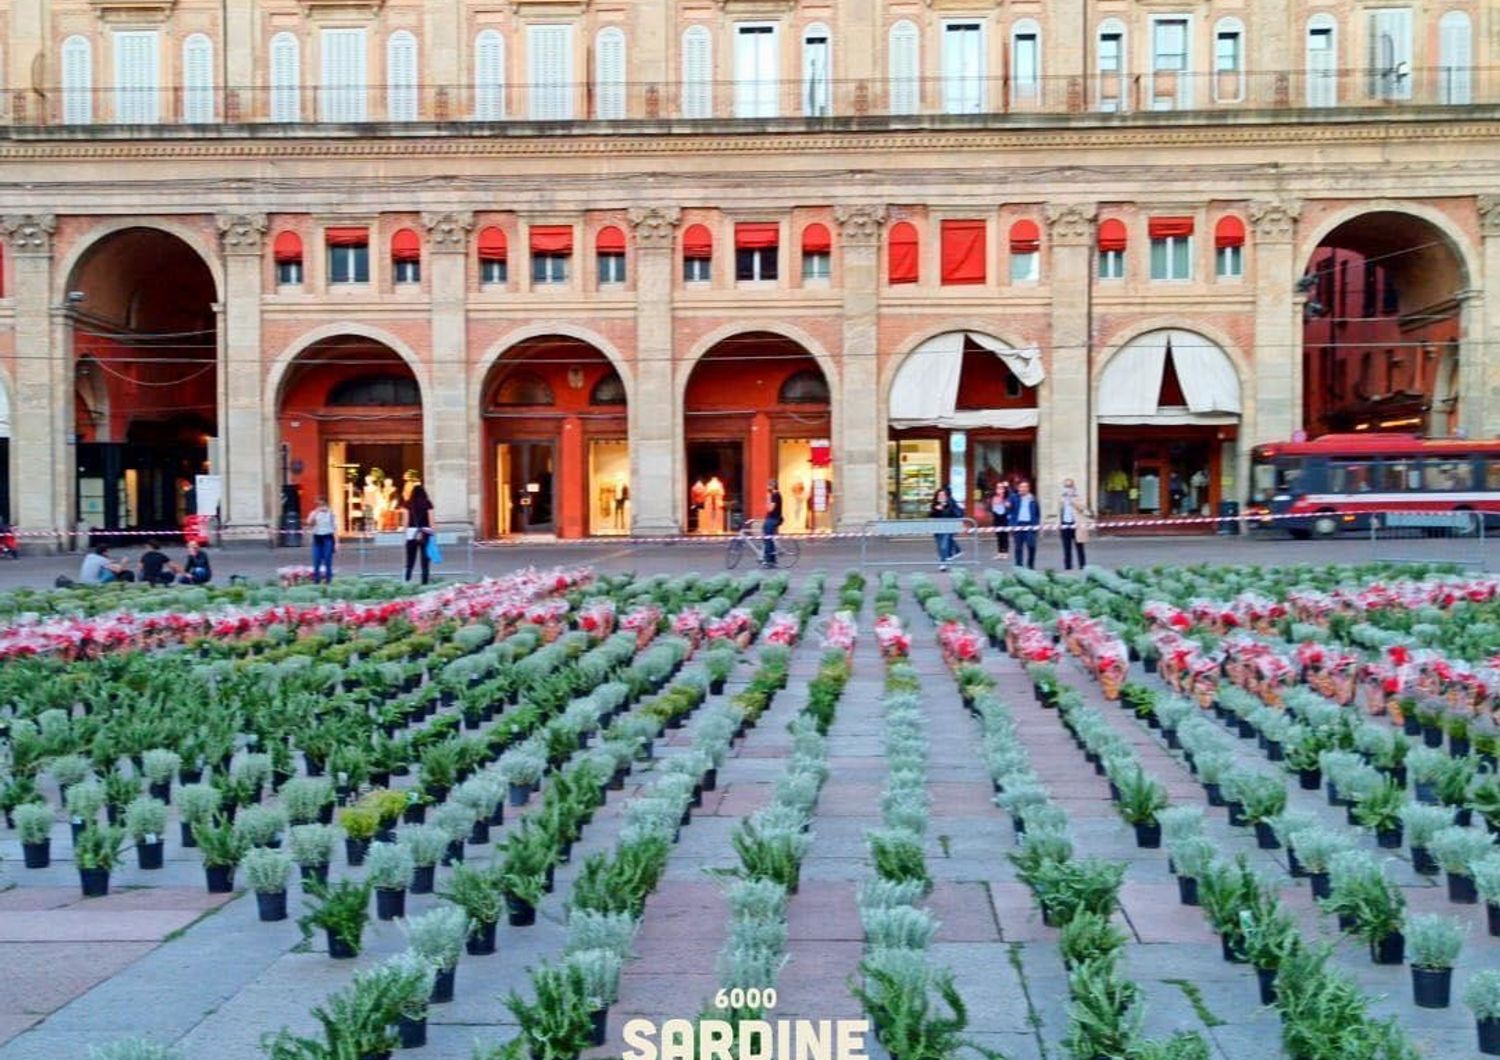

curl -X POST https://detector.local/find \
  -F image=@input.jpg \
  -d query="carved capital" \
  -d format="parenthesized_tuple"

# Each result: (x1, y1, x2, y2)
(216, 213, 267, 255)
(422, 210, 474, 252)
(833, 204, 888, 245)
(1478, 196, 1500, 238)
(1248, 199, 1301, 242)
(627, 206, 682, 250)
(1044, 203, 1097, 245)
(1, 214, 56, 256)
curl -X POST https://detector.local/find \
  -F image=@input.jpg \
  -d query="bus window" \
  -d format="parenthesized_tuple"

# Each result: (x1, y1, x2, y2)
(1423, 460, 1473, 491)
(1488, 461, 1500, 491)
(1330, 461, 1372, 493)
(1378, 461, 1418, 491)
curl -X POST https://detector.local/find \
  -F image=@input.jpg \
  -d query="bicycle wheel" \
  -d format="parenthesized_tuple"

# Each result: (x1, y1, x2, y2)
(776, 538, 802, 569)
(724, 536, 746, 570)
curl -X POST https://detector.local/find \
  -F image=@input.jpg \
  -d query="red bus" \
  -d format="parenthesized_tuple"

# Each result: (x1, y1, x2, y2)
(1248, 433, 1500, 538)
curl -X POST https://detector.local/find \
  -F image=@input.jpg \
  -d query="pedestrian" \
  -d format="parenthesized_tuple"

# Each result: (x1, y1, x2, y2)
(929, 487, 963, 571)
(402, 484, 435, 584)
(988, 481, 1010, 560)
(305, 495, 336, 585)
(1058, 478, 1089, 571)
(179, 539, 213, 584)
(137, 539, 176, 586)
(762, 479, 783, 568)
(1008, 480, 1040, 569)
(78, 544, 134, 584)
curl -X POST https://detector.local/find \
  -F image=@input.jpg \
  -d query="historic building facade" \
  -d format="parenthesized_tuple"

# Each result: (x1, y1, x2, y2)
(0, 0, 1495, 539)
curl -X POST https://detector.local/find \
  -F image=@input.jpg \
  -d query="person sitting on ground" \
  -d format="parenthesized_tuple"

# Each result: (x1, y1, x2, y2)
(79, 545, 134, 584)
(178, 540, 212, 585)
(138, 540, 178, 587)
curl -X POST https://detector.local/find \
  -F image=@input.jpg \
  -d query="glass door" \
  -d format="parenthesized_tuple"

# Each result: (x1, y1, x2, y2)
(498, 441, 557, 534)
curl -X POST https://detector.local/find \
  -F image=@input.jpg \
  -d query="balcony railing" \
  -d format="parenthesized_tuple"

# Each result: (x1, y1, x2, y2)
(8, 66, 1493, 131)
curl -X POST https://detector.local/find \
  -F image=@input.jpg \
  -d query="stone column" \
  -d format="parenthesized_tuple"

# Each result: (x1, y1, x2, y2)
(1, 214, 62, 539)
(833, 204, 886, 527)
(422, 211, 474, 530)
(1471, 196, 1500, 437)
(1248, 200, 1303, 462)
(1040, 203, 1096, 505)
(627, 206, 682, 534)
(215, 214, 269, 530)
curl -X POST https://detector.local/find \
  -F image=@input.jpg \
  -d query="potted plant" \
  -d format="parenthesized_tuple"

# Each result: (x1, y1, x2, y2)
(418, 741, 461, 804)
(432, 803, 478, 866)
(1288, 827, 1350, 900)
(565, 947, 624, 1047)
(288, 823, 338, 886)
(1465, 969, 1500, 1055)
(1321, 858, 1406, 964)
(65, 779, 105, 841)
(141, 749, 181, 804)
(196, 817, 246, 893)
(439, 864, 504, 955)
(1407, 913, 1464, 1008)
(403, 905, 471, 1004)
(499, 748, 547, 807)
(366, 841, 415, 921)
(504, 962, 597, 1060)
(397, 824, 448, 894)
(1113, 767, 1169, 848)
(1401, 803, 1455, 876)
(232, 805, 287, 850)
(279, 777, 335, 826)
(298, 878, 372, 959)
(1475, 854, 1500, 938)
(1237, 774, 1289, 849)
(74, 823, 126, 898)
(1352, 779, 1406, 849)
(243, 846, 293, 922)
(1430, 826, 1496, 904)
(338, 804, 380, 867)
(176, 782, 221, 849)
(379, 952, 438, 1049)
(1167, 836, 1216, 906)
(124, 796, 168, 870)
(15, 802, 55, 868)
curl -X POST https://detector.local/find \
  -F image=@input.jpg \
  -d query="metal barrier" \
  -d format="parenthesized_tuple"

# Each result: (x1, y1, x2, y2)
(859, 518, 978, 569)
(1369, 511, 1490, 570)
(355, 522, 477, 580)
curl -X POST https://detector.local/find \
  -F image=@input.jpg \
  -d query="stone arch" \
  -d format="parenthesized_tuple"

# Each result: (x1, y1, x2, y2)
(677, 320, 838, 407)
(472, 322, 632, 406)
(1296, 200, 1477, 291)
(1091, 319, 1251, 400)
(267, 322, 432, 412)
(881, 323, 1037, 409)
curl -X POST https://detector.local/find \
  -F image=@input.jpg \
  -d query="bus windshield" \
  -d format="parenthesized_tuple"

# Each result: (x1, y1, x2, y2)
(1250, 453, 1303, 503)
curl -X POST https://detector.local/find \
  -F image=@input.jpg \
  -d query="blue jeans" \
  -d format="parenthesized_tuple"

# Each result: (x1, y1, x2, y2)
(311, 533, 335, 584)
(762, 518, 781, 565)
(934, 533, 958, 561)
(1012, 529, 1037, 569)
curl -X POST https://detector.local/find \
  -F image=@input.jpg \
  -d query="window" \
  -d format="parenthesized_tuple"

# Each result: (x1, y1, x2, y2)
(474, 29, 506, 120)
(1148, 217, 1193, 280)
(779, 370, 830, 404)
(478, 226, 508, 284)
(1150, 17, 1190, 109)
(1011, 21, 1040, 103)
(273, 231, 304, 285)
(683, 223, 712, 281)
(1439, 12, 1473, 105)
(1096, 20, 1126, 112)
(595, 28, 626, 119)
(1097, 218, 1126, 279)
(801, 223, 831, 280)
(270, 32, 300, 122)
(1214, 19, 1244, 102)
(114, 30, 161, 124)
(326, 228, 370, 284)
(1378, 461, 1420, 492)
(62, 35, 93, 124)
(386, 30, 418, 121)
(1009, 219, 1040, 282)
(1367, 8, 1412, 100)
(528, 25, 574, 120)
(888, 20, 920, 115)
(1099, 249, 1124, 278)
(803, 24, 831, 117)
(591, 372, 626, 405)
(735, 223, 779, 281)
(681, 26, 713, 118)
(597, 225, 626, 284)
(734, 24, 779, 118)
(1306, 17, 1337, 107)
(182, 34, 214, 123)
(1423, 460, 1473, 491)
(496, 372, 555, 406)
(888, 221, 919, 284)
(940, 219, 986, 285)
(1214, 217, 1245, 279)
(391, 228, 421, 284)
(328, 375, 420, 407)
(942, 21, 985, 114)
(530, 225, 572, 285)
(320, 28, 367, 122)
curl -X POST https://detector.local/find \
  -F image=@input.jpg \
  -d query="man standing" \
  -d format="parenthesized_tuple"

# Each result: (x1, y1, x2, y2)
(762, 479, 783, 567)
(1008, 480, 1040, 569)
(78, 545, 134, 584)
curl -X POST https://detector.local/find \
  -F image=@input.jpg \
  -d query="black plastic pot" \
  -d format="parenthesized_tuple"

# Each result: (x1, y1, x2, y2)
(402, 803, 426, 825)
(1287, 848, 1306, 878)
(1133, 821, 1162, 848)
(1337, 912, 1357, 933)
(1309, 872, 1331, 900)
(1402, 713, 1421, 737)
(1298, 768, 1322, 791)
(376, 887, 407, 921)
(1447, 871, 1478, 904)
(443, 840, 465, 866)
(345, 837, 370, 866)
(327, 929, 357, 959)
(508, 782, 532, 807)
(1488, 901, 1500, 938)
(1370, 930, 1405, 965)
(1412, 966, 1452, 1008)
(1422, 725, 1444, 748)
(398, 1015, 427, 1049)
(1177, 875, 1199, 906)
(79, 867, 111, 898)
(205, 864, 236, 893)
(1204, 782, 1225, 807)
(300, 863, 330, 887)
(488, 803, 505, 827)
(702, 768, 718, 793)
(257, 889, 288, 922)
(468, 820, 491, 846)
(1412, 846, 1439, 875)
(709, 678, 726, 695)
(411, 864, 436, 895)
(1226, 801, 1248, 828)
(466, 920, 498, 955)
(1237, 718, 1256, 739)
(22, 840, 50, 869)
(180, 821, 197, 848)
(1450, 737, 1471, 759)
(1266, 741, 1284, 762)
(148, 780, 172, 804)
(136, 839, 165, 870)
(430, 965, 455, 1004)
(1220, 933, 1246, 964)
(1253, 822, 1280, 850)
(1479, 1017, 1500, 1056)
(506, 895, 537, 927)
(1376, 826, 1403, 850)
(1255, 966, 1277, 1005)
(590, 1008, 608, 1047)
(1415, 782, 1439, 805)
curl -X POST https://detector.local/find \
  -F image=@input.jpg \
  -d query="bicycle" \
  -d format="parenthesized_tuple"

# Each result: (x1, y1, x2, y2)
(724, 522, 801, 570)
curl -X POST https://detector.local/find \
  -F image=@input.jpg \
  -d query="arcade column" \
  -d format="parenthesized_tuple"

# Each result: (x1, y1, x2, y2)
(1, 214, 64, 540)
(1248, 200, 1303, 450)
(1039, 203, 1096, 501)
(1473, 196, 1500, 437)
(216, 214, 270, 529)
(423, 211, 474, 528)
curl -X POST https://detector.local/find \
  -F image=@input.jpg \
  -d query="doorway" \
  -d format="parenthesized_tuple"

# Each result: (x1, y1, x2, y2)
(325, 440, 422, 534)
(687, 440, 743, 534)
(496, 441, 557, 534)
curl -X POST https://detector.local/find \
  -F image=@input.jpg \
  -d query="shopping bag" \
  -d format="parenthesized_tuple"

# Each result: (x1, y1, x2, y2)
(424, 533, 443, 565)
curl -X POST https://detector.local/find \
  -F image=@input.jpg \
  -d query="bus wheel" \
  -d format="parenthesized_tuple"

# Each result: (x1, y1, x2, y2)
(1312, 512, 1340, 538)
(1288, 529, 1311, 541)
(1454, 507, 1479, 537)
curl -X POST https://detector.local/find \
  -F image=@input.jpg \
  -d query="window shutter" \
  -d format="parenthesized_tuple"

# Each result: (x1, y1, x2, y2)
(270, 32, 301, 122)
(888, 20, 920, 116)
(320, 28, 368, 122)
(391, 229, 422, 262)
(1097, 219, 1127, 252)
(474, 30, 506, 120)
(939, 220, 986, 285)
(735, 223, 780, 250)
(387, 31, 418, 121)
(1214, 217, 1245, 249)
(888, 222, 919, 284)
(1009, 219, 1040, 254)
(734, 25, 779, 118)
(114, 30, 161, 124)
(182, 34, 214, 123)
(802, 24, 831, 117)
(528, 24, 574, 120)
(682, 224, 713, 259)
(273, 232, 304, 263)
(530, 226, 574, 254)
(595, 28, 626, 119)
(1439, 12, 1472, 104)
(478, 226, 508, 262)
(1306, 20, 1337, 107)
(681, 26, 713, 118)
(596, 226, 626, 253)
(801, 224, 831, 254)
(62, 35, 93, 125)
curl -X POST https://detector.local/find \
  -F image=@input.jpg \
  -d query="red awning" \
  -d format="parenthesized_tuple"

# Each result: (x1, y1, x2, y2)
(391, 228, 421, 263)
(888, 221, 919, 284)
(1148, 216, 1195, 239)
(596, 226, 626, 254)
(273, 231, 303, 263)
(682, 224, 713, 259)
(530, 225, 574, 254)
(940, 219, 986, 285)
(478, 226, 508, 262)
(735, 222, 780, 250)
(801, 223, 832, 254)
(1097, 218, 1127, 252)
(324, 226, 369, 247)
(1009, 219, 1041, 254)
(1215, 216, 1246, 249)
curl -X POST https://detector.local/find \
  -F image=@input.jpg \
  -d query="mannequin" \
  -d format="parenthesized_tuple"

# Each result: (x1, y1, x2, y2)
(704, 476, 725, 534)
(690, 478, 708, 533)
(613, 474, 629, 530)
(380, 480, 399, 530)
(790, 480, 807, 532)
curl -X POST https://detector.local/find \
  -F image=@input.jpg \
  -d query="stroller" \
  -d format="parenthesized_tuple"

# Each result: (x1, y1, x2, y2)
(0, 522, 16, 560)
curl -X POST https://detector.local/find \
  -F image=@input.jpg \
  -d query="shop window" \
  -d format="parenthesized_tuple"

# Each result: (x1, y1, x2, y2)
(326, 227, 370, 284)
(1009, 219, 1040, 282)
(779, 370, 830, 405)
(1148, 217, 1193, 280)
(273, 231, 304, 285)
(735, 222, 779, 282)
(596, 225, 627, 285)
(1487, 461, 1500, 491)
(496, 372, 555, 406)
(591, 372, 626, 406)
(391, 228, 421, 284)
(940, 219, 986, 285)
(1214, 216, 1244, 279)
(478, 226, 508, 285)
(683, 223, 713, 282)
(801, 223, 831, 281)
(1097, 218, 1126, 279)
(530, 225, 573, 285)
(888, 221, 919, 284)
(327, 375, 419, 406)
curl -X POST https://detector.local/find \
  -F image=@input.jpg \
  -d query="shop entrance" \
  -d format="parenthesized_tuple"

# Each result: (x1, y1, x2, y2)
(496, 441, 557, 535)
(687, 441, 742, 534)
(1097, 434, 1219, 518)
(326, 441, 422, 533)
(887, 433, 1035, 518)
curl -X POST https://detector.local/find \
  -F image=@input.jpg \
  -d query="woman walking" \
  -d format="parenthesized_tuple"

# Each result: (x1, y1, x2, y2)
(1058, 478, 1090, 570)
(929, 487, 963, 571)
(402, 484, 435, 584)
(305, 496, 336, 585)
(988, 480, 1010, 560)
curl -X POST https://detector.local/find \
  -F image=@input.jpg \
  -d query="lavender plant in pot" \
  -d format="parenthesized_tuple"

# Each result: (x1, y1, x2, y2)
(1239, 904, 1301, 1006)
(564, 947, 623, 1047)
(397, 824, 447, 894)
(1407, 913, 1464, 1008)
(242, 846, 293, 922)
(65, 778, 105, 843)
(1401, 802, 1455, 876)
(232, 805, 287, 851)
(175, 782, 221, 849)
(1465, 969, 1500, 1055)
(279, 777, 335, 826)
(1167, 836, 1216, 906)
(124, 796, 168, 870)
(1288, 827, 1353, 901)
(366, 841, 415, 921)
(1475, 853, 1500, 937)
(287, 823, 337, 887)
(195, 816, 246, 894)
(402, 905, 470, 1004)
(15, 802, 55, 868)
(1430, 826, 1496, 904)
(140, 749, 181, 805)
(1237, 774, 1289, 849)
(1320, 853, 1406, 964)
(380, 951, 437, 1049)
(1352, 778, 1406, 849)
(74, 823, 126, 898)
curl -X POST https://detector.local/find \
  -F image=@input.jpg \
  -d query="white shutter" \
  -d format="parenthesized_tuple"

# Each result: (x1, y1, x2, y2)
(386, 31, 418, 121)
(734, 23, 778, 118)
(1367, 8, 1412, 99)
(320, 28, 367, 122)
(528, 24, 574, 120)
(1306, 18, 1337, 107)
(270, 32, 300, 122)
(114, 30, 160, 124)
(681, 25, 712, 118)
(595, 27, 625, 119)
(1011, 21, 1040, 103)
(1439, 11, 1472, 105)
(62, 35, 93, 125)
(474, 29, 505, 119)
(182, 34, 214, 123)
(888, 20, 920, 115)
(942, 22, 983, 114)
(802, 24, 830, 116)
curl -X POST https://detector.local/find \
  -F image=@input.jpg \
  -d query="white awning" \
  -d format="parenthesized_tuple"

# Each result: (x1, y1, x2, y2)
(889, 331, 1043, 430)
(1097, 329, 1241, 421)
(890, 409, 1040, 430)
(0, 381, 8, 438)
